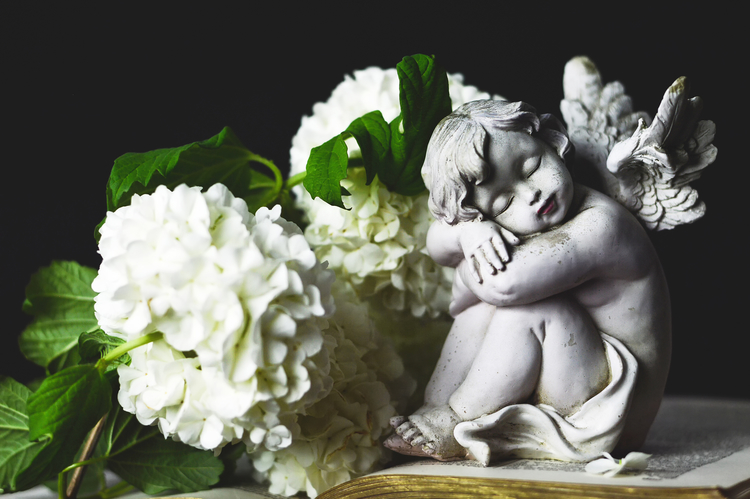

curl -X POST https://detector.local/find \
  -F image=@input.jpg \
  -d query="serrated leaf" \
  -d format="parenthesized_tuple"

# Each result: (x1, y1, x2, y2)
(0, 377, 46, 492)
(27, 366, 111, 441)
(101, 403, 220, 494)
(106, 126, 280, 213)
(108, 438, 222, 494)
(386, 54, 452, 195)
(15, 365, 111, 489)
(18, 261, 98, 373)
(78, 330, 129, 369)
(46, 347, 82, 375)
(105, 406, 222, 495)
(302, 54, 452, 208)
(303, 134, 350, 209)
(100, 400, 158, 459)
(344, 111, 392, 185)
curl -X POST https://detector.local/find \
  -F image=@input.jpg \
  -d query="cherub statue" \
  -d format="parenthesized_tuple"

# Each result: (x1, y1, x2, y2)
(384, 56, 717, 465)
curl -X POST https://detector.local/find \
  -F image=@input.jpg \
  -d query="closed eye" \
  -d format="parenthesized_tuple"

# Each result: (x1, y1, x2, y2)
(494, 196, 514, 217)
(526, 157, 542, 178)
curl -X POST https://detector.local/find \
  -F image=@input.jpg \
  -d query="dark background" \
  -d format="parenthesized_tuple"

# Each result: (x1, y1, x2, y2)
(2, 4, 745, 400)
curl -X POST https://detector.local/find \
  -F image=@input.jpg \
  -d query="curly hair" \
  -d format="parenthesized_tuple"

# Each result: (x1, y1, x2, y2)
(421, 100, 572, 225)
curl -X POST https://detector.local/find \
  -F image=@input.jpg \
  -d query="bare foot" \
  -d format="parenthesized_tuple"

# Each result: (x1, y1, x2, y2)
(383, 406, 467, 461)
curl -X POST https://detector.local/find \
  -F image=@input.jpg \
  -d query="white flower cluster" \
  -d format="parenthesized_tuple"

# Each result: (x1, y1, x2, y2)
(290, 67, 504, 319)
(250, 284, 414, 497)
(93, 184, 335, 452)
(302, 167, 452, 318)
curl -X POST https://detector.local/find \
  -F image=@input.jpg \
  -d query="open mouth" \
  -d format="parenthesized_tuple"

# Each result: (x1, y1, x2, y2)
(538, 197, 556, 215)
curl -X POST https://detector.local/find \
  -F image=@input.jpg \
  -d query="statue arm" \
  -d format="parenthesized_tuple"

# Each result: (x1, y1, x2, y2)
(426, 220, 464, 268)
(458, 202, 647, 307)
(427, 220, 520, 278)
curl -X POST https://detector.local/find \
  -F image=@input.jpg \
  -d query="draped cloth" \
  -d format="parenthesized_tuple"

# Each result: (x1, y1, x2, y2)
(453, 333, 637, 466)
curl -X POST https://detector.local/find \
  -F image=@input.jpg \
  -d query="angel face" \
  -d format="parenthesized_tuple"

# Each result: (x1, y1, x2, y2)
(471, 130, 574, 236)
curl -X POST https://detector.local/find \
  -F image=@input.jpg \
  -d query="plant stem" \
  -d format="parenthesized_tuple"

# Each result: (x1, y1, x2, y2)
(249, 153, 284, 198)
(285, 171, 306, 189)
(59, 414, 108, 499)
(100, 331, 162, 366)
(85, 481, 135, 499)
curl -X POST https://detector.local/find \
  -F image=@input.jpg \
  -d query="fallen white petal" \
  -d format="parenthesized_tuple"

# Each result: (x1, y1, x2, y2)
(585, 451, 652, 477)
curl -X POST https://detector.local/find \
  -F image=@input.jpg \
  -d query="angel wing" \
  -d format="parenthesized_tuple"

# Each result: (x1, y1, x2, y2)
(559, 56, 717, 230)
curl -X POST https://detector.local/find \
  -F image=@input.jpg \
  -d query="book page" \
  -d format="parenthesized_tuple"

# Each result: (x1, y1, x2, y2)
(373, 396, 750, 489)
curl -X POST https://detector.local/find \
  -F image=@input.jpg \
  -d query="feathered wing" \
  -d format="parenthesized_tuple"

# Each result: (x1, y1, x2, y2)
(560, 56, 717, 230)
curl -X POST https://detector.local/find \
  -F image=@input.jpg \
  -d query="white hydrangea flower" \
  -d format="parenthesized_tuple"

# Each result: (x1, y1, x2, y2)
(290, 66, 503, 319)
(94, 183, 336, 452)
(250, 284, 415, 498)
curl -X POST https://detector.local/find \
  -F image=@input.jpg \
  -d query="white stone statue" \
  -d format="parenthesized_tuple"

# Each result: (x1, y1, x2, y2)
(384, 57, 717, 465)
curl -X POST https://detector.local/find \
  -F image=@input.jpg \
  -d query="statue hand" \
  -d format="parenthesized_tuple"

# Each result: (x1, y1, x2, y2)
(459, 221, 519, 283)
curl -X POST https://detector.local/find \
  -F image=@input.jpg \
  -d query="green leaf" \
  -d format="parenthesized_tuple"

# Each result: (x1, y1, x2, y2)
(105, 126, 281, 214)
(18, 261, 98, 373)
(108, 437, 223, 495)
(303, 134, 351, 209)
(344, 111, 392, 185)
(302, 112, 391, 209)
(301, 54, 452, 208)
(103, 404, 222, 494)
(46, 347, 82, 374)
(78, 330, 129, 369)
(387, 54, 451, 195)
(98, 404, 222, 494)
(15, 365, 111, 488)
(0, 377, 46, 493)
(99, 399, 156, 459)
(27, 366, 111, 441)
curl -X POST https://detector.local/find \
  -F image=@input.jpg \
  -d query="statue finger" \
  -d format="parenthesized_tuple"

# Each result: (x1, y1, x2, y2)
(477, 249, 499, 277)
(491, 235, 510, 265)
(499, 226, 521, 246)
(469, 256, 483, 284)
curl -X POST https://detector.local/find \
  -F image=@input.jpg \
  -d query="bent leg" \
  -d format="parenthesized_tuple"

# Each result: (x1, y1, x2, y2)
(387, 295, 609, 461)
(386, 302, 494, 460)
(448, 305, 543, 421)
(422, 301, 496, 407)
(391, 302, 545, 458)
(450, 296, 609, 421)
(534, 298, 610, 415)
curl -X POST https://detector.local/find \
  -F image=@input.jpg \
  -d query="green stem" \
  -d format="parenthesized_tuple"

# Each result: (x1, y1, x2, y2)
(58, 470, 66, 499)
(61, 457, 102, 475)
(100, 332, 162, 367)
(249, 153, 283, 198)
(82, 481, 135, 499)
(57, 458, 100, 499)
(285, 171, 305, 190)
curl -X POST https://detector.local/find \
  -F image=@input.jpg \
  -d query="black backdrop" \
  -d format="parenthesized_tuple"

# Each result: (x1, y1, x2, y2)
(2, 4, 745, 400)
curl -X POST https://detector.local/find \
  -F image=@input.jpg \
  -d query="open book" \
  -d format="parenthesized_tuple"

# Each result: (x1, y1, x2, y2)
(320, 396, 750, 499)
(10, 397, 749, 499)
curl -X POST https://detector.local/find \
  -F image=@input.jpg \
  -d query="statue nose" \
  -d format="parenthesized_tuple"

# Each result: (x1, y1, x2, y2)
(527, 188, 542, 205)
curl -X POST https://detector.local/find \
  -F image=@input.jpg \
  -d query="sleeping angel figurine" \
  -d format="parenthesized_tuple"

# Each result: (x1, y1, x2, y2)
(384, 56, 717, 465)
